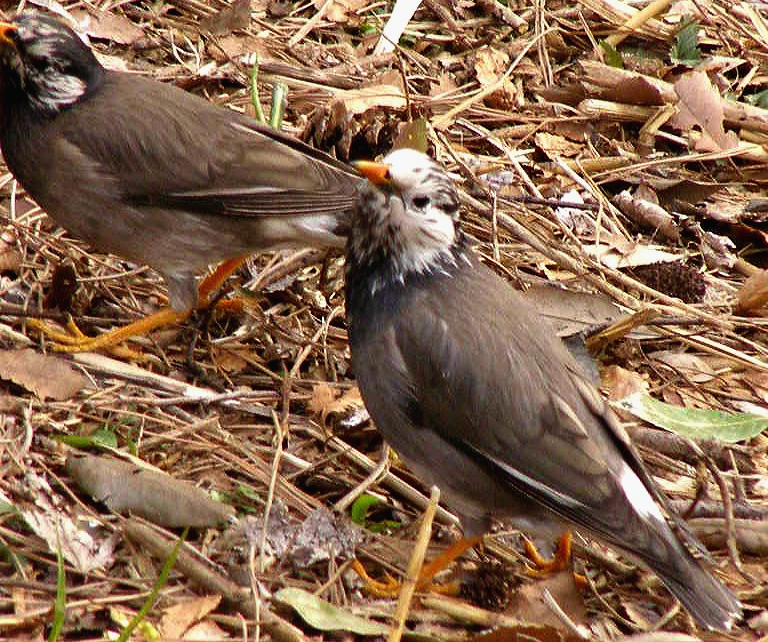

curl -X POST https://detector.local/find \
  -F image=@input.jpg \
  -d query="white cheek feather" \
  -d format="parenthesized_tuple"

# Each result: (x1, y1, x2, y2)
(619, 464, 665, 522)
(17, 32, 88, 111)
(394, 201, 456, 276)
(35, 72, 86, 109)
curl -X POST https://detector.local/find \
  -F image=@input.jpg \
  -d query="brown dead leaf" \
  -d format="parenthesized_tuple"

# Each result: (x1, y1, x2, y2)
(200, 0, 251, 36)
(533, 132, 583, 159)
(474, 47, 517, 109)
(505, 572, 587, 632)
(613, 189, 680, 242)
(583, 243, 684, 269)
(600, 76, 664, 106)
(214, 347, 250, 374)
(602, 365, 647, 400)
(521, 284, 623, 337)
(160, 595, 222, 639)
(21, 472, 118, 574)
(670, 71, 739, 152)
(0, 348, 88, 400)
(431, 72, 459, 98)
(735, 269, 768, 314)
(0, 228, 21, 272)
(333, 85, 406, 115)
(308, 383, 364, 426)
(320, 0, 367, 22)
(649, 351, 718, 383)
(469, 623, 584, 642)
(208, 34, 272, 62)
(72, 10, 143, 45)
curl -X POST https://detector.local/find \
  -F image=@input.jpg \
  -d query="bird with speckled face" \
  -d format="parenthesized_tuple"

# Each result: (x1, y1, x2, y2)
(344, 148, 741, 631)
(0, 11, 362, 349)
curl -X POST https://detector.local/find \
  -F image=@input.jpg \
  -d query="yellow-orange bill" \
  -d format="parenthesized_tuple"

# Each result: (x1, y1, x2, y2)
(0, 21, 17, 43)
(352, 160, 391, 185)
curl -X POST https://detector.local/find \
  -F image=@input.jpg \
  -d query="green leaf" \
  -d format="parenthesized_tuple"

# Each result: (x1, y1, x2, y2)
(746, 88, 768, 109)
(275, 587, 390, 635)
(615, 392, 768, 442)
(350, 494, 379, 525)
(671, 19, 701, 64)
(55, 427, 118, 449)
(599, 41, 623, 68)
(349, 494, 400, 532)
(48, 541, 66, 642)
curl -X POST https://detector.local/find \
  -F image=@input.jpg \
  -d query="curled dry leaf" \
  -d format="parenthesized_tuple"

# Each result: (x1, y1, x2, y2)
(318, 0, 367, 23)
(21, 472, 118, 574)
(0, 227, 21, 272)
(200, 0, 251, 36)
(602, 364, 647, 401)
(474, 47, 517, 109)
(160, 595, 222, 640)
(71, 9, 144, 45)
(670, 71, 739, 152)
(309, 382, 365, 426)
(735, 269, 768, 315)
(0, 348, 88, 400)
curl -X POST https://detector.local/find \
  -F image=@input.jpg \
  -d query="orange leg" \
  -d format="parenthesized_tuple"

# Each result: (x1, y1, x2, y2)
(196, 256, 248, 306)
(30, 256, 250, 355)
(523, 531, 572, 573)
(524, 531, 586, 587)
(353, 535, 483, 597)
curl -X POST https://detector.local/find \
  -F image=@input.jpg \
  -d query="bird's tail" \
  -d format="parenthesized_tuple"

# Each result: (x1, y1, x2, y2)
(622, 516, 741, 630)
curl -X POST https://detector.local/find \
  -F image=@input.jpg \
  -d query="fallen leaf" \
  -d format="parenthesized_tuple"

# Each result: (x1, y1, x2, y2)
(0, 227, 21, 272)
(319, 0, 367, 22)
(649, 350, 719, 383)
(200, 0, 251, 36)
(66, 454, 235, 527)
(735, 269, 768, 314)
(332, 85, 406, 115)
(275, 587, 389, 635)
(582, 243, 685, 269)
(474, 47, 516, 109)
(615, 392, 768, 441)
(160, 595, 222, 639)
(72, 10, 143, 45)
(20, 472, 118, 574)
(602, 365, 648, 400)
(534, 132, 583, 159)
(670, 70, 739, 152)
(0, 349, 88, 400)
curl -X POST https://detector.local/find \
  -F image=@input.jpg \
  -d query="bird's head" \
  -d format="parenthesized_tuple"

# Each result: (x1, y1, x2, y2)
(0, 12, 103, 115)
(349, 149, 463, 281)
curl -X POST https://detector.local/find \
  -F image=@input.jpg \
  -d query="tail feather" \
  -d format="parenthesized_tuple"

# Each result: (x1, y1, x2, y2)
(619, 515, 741, 630)
(652, 547, 741, 631)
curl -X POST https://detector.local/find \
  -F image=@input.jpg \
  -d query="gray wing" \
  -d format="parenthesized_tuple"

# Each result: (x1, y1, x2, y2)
(56, 73, 361, 219)
(363, 260, 669, 547)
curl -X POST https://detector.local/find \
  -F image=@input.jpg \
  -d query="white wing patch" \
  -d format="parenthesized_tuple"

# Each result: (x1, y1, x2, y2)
(619, 464, 665, 521)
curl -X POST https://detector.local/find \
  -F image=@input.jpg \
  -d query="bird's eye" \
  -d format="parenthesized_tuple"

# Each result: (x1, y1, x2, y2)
(412, 196, 429, 209)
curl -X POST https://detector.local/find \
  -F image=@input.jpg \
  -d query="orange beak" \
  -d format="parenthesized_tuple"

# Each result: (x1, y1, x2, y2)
(0, 21, 17, 46)
(352, 160, 391, 186)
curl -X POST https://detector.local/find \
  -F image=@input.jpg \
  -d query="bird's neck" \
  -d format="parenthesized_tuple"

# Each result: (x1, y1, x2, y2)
(345, 238, 471, 319)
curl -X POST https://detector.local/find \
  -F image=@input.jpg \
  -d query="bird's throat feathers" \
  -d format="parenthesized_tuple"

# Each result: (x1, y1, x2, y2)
(345, 238, 470, 319)
(346, 181, 468, 297)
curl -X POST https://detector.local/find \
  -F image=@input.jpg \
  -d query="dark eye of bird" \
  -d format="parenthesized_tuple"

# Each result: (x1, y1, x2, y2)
(412, 196, 429, 209)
